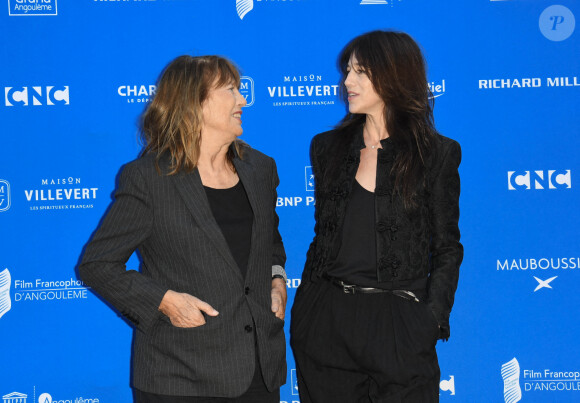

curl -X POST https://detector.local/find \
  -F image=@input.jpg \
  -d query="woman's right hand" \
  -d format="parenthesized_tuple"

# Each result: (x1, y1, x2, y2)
(158, 290, 219, 328)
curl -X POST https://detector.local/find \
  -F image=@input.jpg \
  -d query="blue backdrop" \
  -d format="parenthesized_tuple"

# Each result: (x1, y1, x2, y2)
(1, 1, 579, 402)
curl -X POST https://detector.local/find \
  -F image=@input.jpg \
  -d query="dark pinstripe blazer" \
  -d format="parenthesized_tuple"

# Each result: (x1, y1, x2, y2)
(79, 145, 286, 397)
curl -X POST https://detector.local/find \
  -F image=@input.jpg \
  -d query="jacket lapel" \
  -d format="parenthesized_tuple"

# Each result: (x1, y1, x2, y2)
(171, 167, 243, 280)
(233, 154, 261, 279)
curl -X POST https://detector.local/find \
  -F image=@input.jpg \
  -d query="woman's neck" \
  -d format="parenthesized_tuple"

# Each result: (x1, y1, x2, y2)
(363, 114, 389, 146)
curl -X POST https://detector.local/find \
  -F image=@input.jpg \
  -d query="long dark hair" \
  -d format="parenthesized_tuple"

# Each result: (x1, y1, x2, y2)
(141, 55, 245, 175)
(337, 30, 437, 207)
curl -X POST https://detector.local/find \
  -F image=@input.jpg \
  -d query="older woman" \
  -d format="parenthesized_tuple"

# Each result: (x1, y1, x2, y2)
(291, 31, 463, 402)
(79, 55, 287, 402)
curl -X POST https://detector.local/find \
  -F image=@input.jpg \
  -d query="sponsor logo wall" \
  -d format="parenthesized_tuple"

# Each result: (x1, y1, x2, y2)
(1, 1, 578, 402)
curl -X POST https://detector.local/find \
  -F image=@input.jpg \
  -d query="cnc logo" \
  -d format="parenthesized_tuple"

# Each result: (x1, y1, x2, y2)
(539, 5, 575, 42)
(440, 375, 455, 396)
(4, 86, 69, 106)
(305, 166, 314, 191)
(0, 268, 12, 319)
(8, 0, 57, 16)
(502, 358, 522, 403)
(0, 180, 10, 212)
(2, 391, 27, 402)
(240, 76, 254, 107)
(507, 170, 571, 190)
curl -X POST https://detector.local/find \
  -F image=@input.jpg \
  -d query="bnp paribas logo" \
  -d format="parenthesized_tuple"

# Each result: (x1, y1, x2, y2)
(0, 268, 12, 319)
(501, 358, 522, 403)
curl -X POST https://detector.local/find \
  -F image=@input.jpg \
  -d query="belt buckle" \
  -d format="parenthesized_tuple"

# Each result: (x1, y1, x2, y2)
(393, 290, 420, 302)
(340, 281, 355, 294)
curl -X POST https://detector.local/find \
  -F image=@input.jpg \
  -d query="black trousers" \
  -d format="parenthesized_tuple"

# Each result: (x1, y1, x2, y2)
(134, 355, 279, 403)
(290, 279, 440, 403)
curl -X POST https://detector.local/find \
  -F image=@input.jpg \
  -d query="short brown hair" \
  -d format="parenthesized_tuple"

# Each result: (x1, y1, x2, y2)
(141, 55, 243, 175)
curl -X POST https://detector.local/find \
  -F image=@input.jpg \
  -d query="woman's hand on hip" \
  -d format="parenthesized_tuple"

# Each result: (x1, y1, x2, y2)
(271, 278, 287, 320)
(159, 290, 219, 328)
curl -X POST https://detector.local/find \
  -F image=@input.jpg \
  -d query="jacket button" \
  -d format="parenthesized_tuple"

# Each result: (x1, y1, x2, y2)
(376, 222, 386, 232)
(392, 270, 399, 277)
(390, 225, 398, 232)
(245, 287, 250, 295)
(245, 325, 253, 333)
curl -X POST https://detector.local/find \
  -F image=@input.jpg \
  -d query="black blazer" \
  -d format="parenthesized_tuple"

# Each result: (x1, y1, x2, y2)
(79, 146, 286, 396)
(302, 123, 463, 339)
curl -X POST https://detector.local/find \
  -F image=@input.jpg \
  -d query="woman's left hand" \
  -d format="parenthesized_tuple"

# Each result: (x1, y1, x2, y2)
(271, 278, 287, 320)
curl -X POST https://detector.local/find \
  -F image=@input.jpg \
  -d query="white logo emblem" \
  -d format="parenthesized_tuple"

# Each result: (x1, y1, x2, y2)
(501, 358, 522, 403)
(2, 391, 27, 403)
(291, 369, 299, 395)
(0, 268, 12, 319)
(240, 76, 254, 107)
(440, 375, 455, 395)
(8, 0, 57, 16)
(507, 170, 571, 190)
(236, 0, 253, 20)
(38, 393, 52, 403)
(305, 166, 314, 191)
(4, 86, 69, 106)
(0, 179, 10, 212)
(533, 276, 557, 292)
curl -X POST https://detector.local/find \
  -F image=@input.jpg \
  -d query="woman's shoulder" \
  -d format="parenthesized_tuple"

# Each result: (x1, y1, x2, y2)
(312, 123, 361, 154)
(434, 133, 460, 147)
(428, 134, 462, 170)
(239, 143, 274, 165)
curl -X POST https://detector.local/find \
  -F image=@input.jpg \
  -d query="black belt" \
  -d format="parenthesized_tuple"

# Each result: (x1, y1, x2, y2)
(323, 274, 420, 302)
